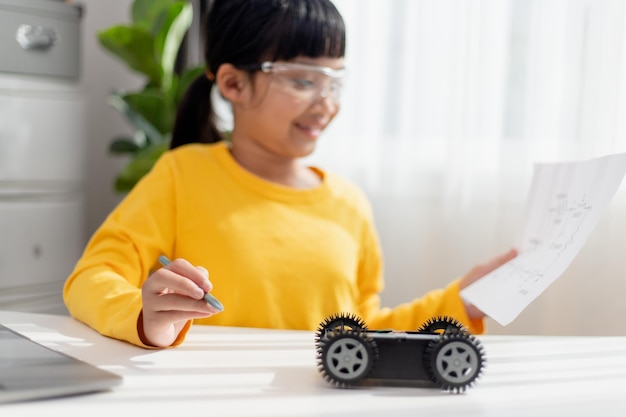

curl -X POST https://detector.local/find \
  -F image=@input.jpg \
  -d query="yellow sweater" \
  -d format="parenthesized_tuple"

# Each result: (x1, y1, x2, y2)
(64, 142, 482, 347)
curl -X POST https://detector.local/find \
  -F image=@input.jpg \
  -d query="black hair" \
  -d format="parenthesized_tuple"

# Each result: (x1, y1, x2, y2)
(170, 0, 346, 149)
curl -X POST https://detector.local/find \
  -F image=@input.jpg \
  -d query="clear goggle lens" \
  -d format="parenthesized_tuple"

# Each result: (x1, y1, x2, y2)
(258, 62, 346, 104)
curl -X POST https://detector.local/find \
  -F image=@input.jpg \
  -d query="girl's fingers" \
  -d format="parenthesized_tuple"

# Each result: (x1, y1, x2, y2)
(146, 293, 216, 314)
(161, 258, 213, 293)
(147, 268, 206, 300)
(460, 248, 518, 289)
(484, 248, 517, 271)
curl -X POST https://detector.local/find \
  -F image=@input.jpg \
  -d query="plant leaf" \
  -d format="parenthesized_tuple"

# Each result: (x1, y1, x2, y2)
(123, 89, 173, 134)
(109, 137, 141, 154)
(154, 2, 194, 92)
(131, 0, 173, 30)
(97, 25, 162, 85)
(108, 91, 165, 146)
(114, 141, 169, 193)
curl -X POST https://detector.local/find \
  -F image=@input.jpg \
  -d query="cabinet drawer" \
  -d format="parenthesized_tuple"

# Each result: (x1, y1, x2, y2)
(0, 195, 85, 289)
(0, 92, 85, 183)
(0, 0, 82, 79)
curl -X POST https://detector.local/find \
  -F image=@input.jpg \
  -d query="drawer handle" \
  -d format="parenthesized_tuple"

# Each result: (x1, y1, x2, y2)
(15, 24, 58, 50)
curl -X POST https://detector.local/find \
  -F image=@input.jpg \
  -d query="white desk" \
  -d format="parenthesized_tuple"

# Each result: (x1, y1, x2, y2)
(1, 310, 625, 416)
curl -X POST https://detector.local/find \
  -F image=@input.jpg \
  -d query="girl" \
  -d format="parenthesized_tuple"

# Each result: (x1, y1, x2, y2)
(64, 0, 516, 348)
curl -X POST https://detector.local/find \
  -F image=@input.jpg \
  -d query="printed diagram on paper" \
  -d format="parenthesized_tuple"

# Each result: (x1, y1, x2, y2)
(461, 153, 626, 326)
(506, 192, 593, 296)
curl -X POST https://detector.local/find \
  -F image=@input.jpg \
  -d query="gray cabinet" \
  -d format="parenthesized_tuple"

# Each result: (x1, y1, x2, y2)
(0, 0, 84, 313)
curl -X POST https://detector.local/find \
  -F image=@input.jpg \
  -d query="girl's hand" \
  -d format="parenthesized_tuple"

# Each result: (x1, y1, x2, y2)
(459, 248, 518, 319)
(139, 258, 218, 347)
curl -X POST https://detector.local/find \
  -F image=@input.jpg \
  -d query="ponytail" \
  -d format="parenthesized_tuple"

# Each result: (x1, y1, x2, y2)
(170, 73, 222, 149)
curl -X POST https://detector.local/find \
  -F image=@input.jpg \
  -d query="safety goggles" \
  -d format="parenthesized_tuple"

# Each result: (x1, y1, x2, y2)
(238, 61, 346, 105)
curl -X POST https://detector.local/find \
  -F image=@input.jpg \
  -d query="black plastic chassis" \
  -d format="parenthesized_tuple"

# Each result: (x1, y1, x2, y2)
(315, 314, 486, 393)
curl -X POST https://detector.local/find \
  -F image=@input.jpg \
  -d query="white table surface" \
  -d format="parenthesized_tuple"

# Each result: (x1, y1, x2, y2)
(1, 310, 625, 416)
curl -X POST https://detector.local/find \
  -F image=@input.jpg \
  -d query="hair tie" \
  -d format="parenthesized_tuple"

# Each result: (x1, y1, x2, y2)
(205, 69, 215, 81)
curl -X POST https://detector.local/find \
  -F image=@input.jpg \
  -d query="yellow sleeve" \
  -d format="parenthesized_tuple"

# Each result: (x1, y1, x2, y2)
(63, 153, 185, 348)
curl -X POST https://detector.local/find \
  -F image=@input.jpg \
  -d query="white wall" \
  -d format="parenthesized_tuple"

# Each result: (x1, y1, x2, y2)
(78, 0, 140, 237)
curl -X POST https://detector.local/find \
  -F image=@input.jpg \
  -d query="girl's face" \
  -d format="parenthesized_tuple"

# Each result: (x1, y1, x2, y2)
(231, 56, 345, 161)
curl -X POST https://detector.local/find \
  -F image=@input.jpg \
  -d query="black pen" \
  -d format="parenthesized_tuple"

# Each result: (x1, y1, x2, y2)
(158, 255, 224, 311)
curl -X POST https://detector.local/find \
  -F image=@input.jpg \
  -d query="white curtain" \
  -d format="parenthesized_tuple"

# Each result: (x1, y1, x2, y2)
(308, 0, 626, 335)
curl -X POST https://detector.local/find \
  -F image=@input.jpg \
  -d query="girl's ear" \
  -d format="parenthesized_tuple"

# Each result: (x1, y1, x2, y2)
(215, 63, 248, 103)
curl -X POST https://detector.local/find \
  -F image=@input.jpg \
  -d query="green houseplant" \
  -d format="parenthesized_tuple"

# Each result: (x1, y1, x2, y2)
(98, 0, 204, 193)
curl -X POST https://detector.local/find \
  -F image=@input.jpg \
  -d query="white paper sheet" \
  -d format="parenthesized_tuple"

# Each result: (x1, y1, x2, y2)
(460, 153, 626, 326)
